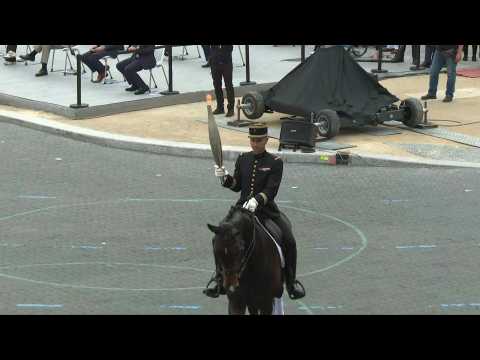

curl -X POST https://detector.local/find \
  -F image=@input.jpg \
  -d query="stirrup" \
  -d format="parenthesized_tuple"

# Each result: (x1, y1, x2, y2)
(203, 278, 220, 298)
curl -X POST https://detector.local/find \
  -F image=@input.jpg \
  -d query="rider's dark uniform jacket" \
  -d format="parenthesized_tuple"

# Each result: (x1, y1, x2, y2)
(223, 150, 283, 220)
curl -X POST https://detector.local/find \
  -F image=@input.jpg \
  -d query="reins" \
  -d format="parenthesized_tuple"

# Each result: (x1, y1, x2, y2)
(237, 212, 257, 279)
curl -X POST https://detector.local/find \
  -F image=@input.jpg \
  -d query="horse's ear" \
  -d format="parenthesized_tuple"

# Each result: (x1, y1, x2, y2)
(207, 224, 220, 234)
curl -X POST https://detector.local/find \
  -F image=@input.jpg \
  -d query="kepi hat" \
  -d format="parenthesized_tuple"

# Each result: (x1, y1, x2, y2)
(248, 123, 268, 138)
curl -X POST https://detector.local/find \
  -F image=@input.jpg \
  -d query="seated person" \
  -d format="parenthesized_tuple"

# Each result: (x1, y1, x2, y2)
(4, 45, 18, 64)
(80, 45, 125, 83)
(116, 45, 155, 95)
(20, 45, 76, 77)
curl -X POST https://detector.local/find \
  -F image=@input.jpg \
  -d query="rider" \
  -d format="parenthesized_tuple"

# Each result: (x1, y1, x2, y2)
(204, 123, 306, 300)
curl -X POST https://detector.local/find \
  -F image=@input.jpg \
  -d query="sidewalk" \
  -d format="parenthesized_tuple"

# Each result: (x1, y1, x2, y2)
(1, 71, 480, 168)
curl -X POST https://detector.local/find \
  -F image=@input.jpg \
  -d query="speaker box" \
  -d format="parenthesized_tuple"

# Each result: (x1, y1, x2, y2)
(279, 120, 317, 150)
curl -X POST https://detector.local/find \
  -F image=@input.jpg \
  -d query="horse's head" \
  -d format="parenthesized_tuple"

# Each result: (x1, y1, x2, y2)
(207, 206, 253, 293)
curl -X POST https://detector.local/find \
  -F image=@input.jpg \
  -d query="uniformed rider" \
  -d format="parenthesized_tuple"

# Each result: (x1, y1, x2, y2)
(204, 123, 306, 300)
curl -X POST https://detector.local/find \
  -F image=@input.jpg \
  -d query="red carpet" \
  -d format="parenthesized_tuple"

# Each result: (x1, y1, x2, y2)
(457, 68, 480, 78)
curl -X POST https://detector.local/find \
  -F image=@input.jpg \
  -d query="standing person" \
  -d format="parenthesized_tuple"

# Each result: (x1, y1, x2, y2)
(463, 45, 478, 61)
(421, 45, 464, 103)
(20, 45, 75, 76)
(3, 45, 17, 64)
(420, 45, 435, 68)
(210, 45, 235, 117)
(116, 45, 155, 95)
(201, 45, 211, 68)
(204, 123, 306, 300)
(80, 45, 124, 83)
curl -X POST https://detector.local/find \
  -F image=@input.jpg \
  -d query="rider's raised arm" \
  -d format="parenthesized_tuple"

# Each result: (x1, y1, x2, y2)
(222, 154, 243, 192)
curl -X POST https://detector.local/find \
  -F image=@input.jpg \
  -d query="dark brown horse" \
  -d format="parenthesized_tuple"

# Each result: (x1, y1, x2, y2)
(207, 206, 284, 315)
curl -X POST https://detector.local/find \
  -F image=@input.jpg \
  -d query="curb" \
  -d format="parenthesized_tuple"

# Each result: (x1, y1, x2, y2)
(1, 111, 480, 169)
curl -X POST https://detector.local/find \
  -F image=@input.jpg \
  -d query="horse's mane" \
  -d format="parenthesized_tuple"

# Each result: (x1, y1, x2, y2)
(220, 206, 252, 229)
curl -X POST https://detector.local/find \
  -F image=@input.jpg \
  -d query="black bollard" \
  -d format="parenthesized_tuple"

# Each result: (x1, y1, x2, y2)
(160, 46, 180, 95)
(70, 54, 89, 109)
(371, 45, 388, 74)
(301, 45, 305, 63)
(240, 45, 256, 86)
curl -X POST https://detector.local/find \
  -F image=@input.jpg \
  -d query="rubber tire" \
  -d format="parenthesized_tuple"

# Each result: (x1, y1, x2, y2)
(241, 92, 265, 120)
(315, 109, 341, 139)
(350, 45, 368, 58)
(402, 98, 423, 128)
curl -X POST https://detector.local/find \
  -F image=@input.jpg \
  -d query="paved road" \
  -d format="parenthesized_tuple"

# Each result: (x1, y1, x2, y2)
(1, 122, 480, 314)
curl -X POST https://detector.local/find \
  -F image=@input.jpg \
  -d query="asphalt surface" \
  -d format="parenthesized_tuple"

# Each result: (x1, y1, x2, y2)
(1, 122, 480, 314)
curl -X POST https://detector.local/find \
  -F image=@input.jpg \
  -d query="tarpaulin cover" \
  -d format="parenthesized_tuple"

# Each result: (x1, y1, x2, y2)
(263, 46, 399, 120)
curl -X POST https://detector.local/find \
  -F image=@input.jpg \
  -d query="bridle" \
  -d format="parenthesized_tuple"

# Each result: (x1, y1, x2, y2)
(221, 209, 257, 281)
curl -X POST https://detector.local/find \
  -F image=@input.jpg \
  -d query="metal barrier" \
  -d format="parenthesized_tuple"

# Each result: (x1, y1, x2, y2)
(240, 45, 256, 86)
(70, 54, 89, 109)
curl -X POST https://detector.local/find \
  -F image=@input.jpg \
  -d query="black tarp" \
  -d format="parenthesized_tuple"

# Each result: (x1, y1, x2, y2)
(263, 46, 399, 120)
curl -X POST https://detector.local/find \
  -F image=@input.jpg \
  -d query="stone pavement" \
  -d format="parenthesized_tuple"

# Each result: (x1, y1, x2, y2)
(1, 45, 480, 167)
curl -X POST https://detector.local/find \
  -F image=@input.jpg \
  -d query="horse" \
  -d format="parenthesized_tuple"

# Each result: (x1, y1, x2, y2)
(207, 206, 284, 315)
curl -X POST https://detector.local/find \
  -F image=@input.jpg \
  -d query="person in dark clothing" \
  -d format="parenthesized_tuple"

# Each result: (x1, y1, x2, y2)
(421, 45, 463, 103)
(463, 45, 478, 61)
(420, 45, 435, 68)
(201, 45, 211, 67)
(209, 45, 235, 117)
(80, 45, 124, 83)
(116, 45, 155, 95)
(204, 123, 306, 300)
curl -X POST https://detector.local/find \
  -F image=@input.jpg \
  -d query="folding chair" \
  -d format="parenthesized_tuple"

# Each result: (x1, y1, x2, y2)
(179, 45, 202, 60)
(50, 46, 87, 76)
(148, 47, 169, 91)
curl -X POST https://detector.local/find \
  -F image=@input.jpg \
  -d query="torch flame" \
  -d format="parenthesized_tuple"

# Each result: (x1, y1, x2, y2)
(206, 94, 213, 106)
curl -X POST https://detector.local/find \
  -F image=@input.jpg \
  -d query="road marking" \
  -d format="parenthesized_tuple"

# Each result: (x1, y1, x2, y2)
(17, 304, 63, 308)
(18, 195, 57, 199)
(396, 245, 437, 250)
(159, 305, 201, 310)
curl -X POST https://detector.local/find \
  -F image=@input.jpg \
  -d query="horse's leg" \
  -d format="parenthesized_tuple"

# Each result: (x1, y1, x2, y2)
(259, 299, 274, 315)
(228, 297, 247, 315)
(247, 304, 259, 315)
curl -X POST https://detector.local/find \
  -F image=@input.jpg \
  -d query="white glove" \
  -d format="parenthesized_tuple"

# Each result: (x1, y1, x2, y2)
(243, 198, 258, 213)
(214, 165, 229, 178)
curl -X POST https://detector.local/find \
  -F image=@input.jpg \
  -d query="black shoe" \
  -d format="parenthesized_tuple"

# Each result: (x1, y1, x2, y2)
(286, 280, 306, 300)
(20, 53, 35, 62)
(442, 96, 453, 103)
(225, 108, 234, 117)
(35, 68, 48, 77)
(125, 85, 138, 92)
(201, 63, 210, 68)
(213, 108, 225, 115)
(463, 57, 468, 61)
(421, 94, 437, 100)
(473, 57, 477, 62)
(420, 62, 431, 68)
(134, 88, 149, 95)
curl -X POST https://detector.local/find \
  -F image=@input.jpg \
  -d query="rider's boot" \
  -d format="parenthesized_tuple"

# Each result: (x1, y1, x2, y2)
(284, 245, 306, 300)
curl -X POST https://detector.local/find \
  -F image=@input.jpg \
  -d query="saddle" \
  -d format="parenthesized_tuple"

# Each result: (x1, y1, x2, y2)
(255, 216, 285, 268)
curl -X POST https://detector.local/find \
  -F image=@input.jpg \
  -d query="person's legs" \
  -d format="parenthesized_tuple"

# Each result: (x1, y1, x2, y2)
(273, 212, 305, 300)
(117, 56, 135, 87)
(211, 63, 225, 113)
(463, 45, 469, 60)
(81, 51, 106, 74)
(222, 62, 235, 116)
(422, 45, 435, 67)
(445, 56, 457, 99)
(39, 45, 51, 65)
(427, 50, 446, 97)
(124, 59, 149, 93)
(6, 45, 17, 53)
(473, 45, 478, 61)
